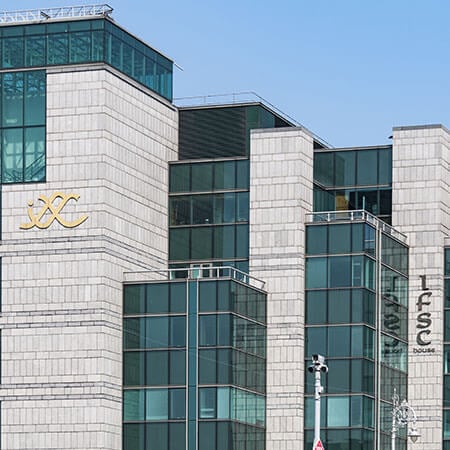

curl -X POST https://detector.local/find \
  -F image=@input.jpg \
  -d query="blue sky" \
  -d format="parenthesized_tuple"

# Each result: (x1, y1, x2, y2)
(2, 0, 450, 147)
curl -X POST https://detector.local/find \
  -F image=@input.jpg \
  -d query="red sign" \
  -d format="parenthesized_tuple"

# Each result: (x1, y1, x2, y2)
(314, 440, 324, 450)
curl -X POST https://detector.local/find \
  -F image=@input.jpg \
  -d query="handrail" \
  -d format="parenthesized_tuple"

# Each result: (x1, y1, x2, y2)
(174, 91, 333, 149)
(305, 209, 407, 244)
(0, 4, 113, 24)
(123, 265, 266, 290)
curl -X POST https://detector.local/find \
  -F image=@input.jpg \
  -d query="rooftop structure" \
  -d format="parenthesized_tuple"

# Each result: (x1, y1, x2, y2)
(0, 4, 113, 24)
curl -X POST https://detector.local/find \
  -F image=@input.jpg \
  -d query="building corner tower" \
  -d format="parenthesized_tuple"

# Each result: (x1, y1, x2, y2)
(0, 6, 177, 449)
(249, 127, 314, 450)
(392, 124, 450, 449)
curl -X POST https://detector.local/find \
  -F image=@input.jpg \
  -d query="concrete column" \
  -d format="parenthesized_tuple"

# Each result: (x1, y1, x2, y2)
(249, 127, 314, 450)
(392, 124, 450, 450)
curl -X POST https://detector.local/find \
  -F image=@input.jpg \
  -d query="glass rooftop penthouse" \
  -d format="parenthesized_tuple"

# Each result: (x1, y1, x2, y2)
(0, 4, 173, 101)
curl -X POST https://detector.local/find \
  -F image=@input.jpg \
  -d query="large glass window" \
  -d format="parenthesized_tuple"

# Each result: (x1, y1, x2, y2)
(307, 325, 374, 360)
(305, 395, 374, 429)
(328, 397, 350, 427)
(124, 388, 186, 422)
(381, 334, 407, 372)
(169, 159, 250, 269)
(381, 267, 408, 307)
(123, 282, 186, 315)
(329, 289, 371, 325)
(0, 70, 46, 183)
(124, 316, 186, 350)
(313, 147, 392, 221)
(382, 234, 408, 275)
(170, 192, 250, 227)
(306, 223, 375, 256)
(169, 160, 250, 193)
(169, 224, 249, 262)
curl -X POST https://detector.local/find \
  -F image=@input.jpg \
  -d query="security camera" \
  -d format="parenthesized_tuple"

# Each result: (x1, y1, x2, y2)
(308, 354, 328, 374)
(312, 354, 325, 365)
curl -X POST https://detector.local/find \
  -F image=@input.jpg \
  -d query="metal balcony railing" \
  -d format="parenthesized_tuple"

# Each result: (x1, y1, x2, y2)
(123, 266, 266, 291)
(174, 91, 333, 149)
(0, 4, 113, 24)
(306, 209, 407, 243)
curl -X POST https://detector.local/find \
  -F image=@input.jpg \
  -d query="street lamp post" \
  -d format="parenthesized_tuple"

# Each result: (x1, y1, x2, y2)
(308, 354, 328, 449)
(391, 389, 420, 450)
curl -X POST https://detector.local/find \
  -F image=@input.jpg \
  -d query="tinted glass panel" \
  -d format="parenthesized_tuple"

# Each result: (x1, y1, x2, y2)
(170, 164, 190, 192)
(306, 225, 327, 255)
(328, 224, 351, 254)
(314, 152, 334, 186)
(3, 72, 24, 127)
(335, 151, 355, 186)
(328, 289, 351, 323)
(236, 159, 250, 189)
(357, 150, 378, 185)
(329, 256, 351, 287)
(169, 228, 190, 261)
(328, 397, 349, 426)
(0, 70, 46, 183)
(445, 410, 450, 439)
(146, 283, 169, 314)
(306, 291, 327, 324)
(378, 147, 392, 185)
(306, 258, 327, 289)
(328, 326, 350, 357)
(192, 163, 213, 191)
(214, 160, 235, 189)
(3, 128, 23, 182)
(146, 423, 168, 449)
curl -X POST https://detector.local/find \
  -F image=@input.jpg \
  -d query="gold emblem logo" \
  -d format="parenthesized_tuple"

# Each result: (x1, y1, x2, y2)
(20, 192, 88, 230)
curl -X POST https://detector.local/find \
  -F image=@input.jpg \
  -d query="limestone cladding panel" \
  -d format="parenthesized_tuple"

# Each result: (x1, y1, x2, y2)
(392, 125, 450, 450)
(0, 68, 178, 449)
(249, 128, 314, 450)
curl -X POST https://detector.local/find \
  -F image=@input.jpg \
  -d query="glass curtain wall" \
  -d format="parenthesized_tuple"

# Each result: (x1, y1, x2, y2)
(169, 159, 250, 274)
(304, 219, 408, 450)
(123, 278, 267, 450)
(313, 147, 392, 224)
(0, 19, 173, 101)
(171, 104, 294, 275)
(1, 70, 45, 183)
(123, 282, 187, 450)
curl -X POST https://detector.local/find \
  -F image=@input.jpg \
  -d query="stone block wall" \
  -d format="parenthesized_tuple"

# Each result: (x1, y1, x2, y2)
(392, 124, 450, 450)
(249, 127, 314, 450)
(0, 66, 177, 449)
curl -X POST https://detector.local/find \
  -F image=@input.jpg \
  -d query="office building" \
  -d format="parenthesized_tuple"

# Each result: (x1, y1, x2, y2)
(0, 4, 448, 450)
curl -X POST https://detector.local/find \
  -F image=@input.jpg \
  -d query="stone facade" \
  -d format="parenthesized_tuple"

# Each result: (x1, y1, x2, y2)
(0, 66, 177, 449)
(249, 127, 314, 450)
(392, 124, 450, 450)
